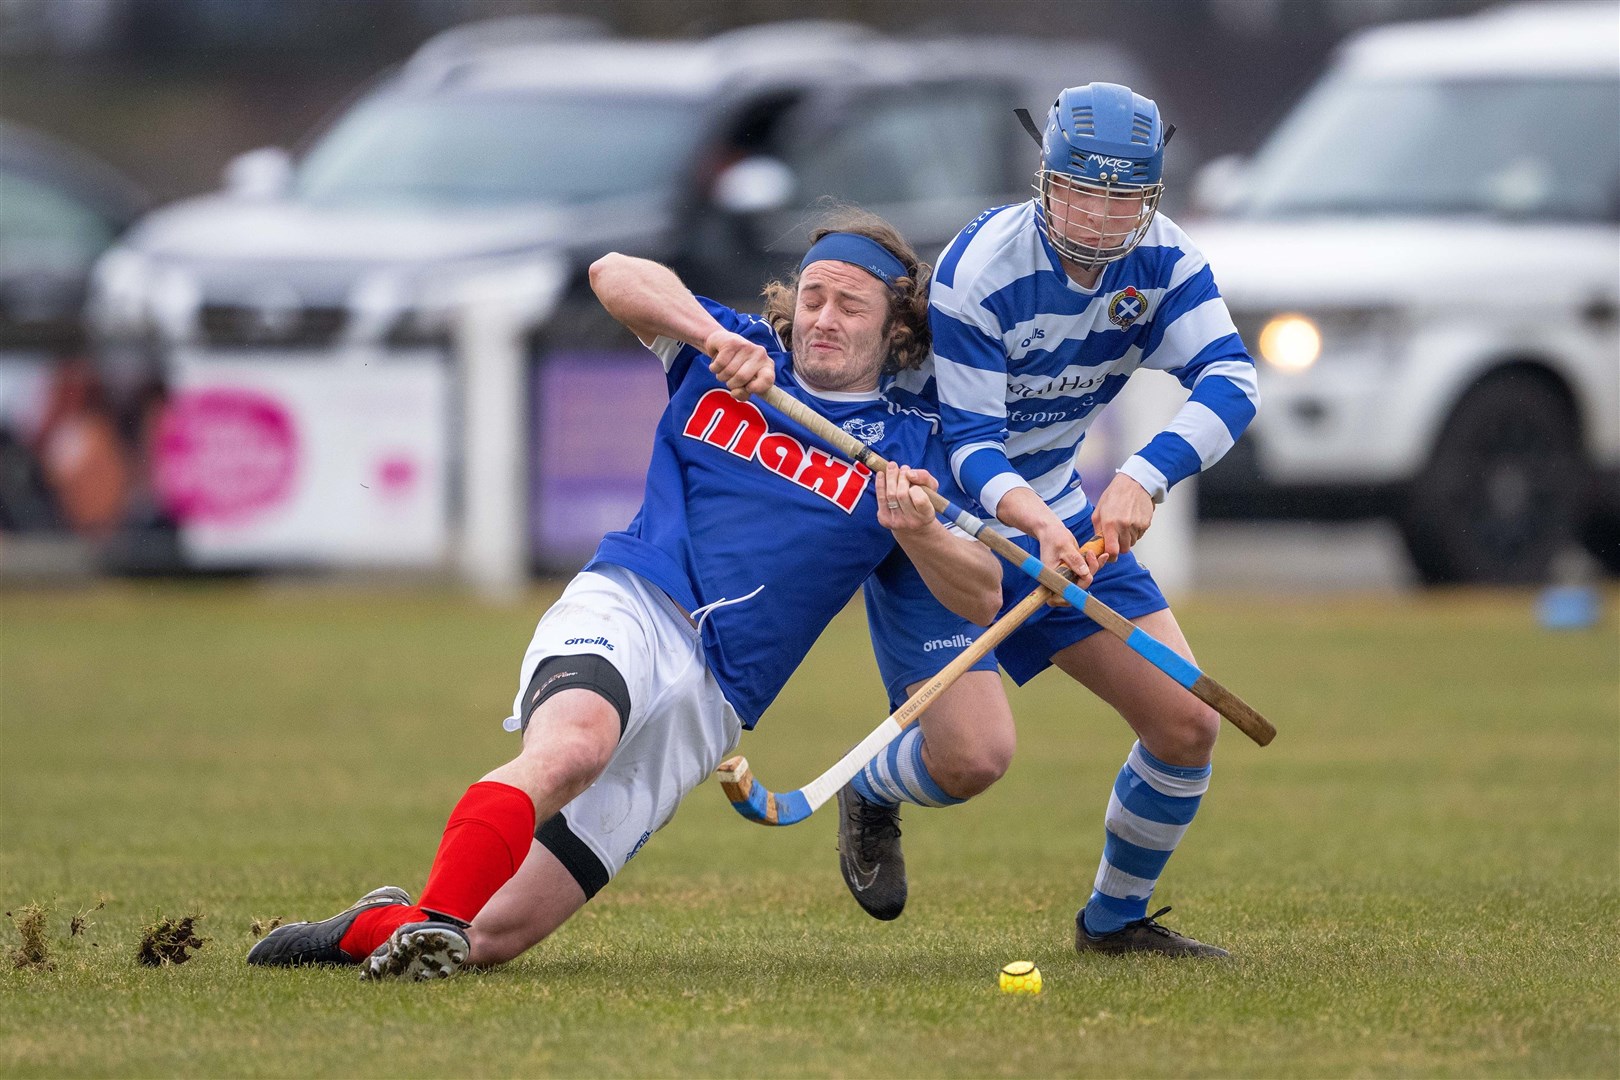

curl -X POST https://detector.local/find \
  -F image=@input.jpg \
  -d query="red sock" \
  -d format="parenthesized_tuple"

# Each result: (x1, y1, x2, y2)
(337, 782, 536, 961)
(418, 780, 537, 924)
(340, 903, 422, 959)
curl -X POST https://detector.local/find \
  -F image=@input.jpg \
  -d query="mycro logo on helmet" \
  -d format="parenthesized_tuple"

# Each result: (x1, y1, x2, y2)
(1087, 154, 1135, 170)
(564, 636, 614, 650)
(922, 633, 978, 652)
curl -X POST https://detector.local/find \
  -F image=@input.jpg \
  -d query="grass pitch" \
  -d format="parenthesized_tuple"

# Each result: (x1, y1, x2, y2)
(1, 582, 1616, 1078)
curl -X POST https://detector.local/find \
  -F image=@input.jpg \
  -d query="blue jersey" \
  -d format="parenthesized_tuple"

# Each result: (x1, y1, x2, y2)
(587, 298, 954, 729)
(892, 201, 1260, 524)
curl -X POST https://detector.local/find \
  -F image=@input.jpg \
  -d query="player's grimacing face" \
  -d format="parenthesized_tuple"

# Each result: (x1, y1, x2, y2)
(792, 261, 892, 394)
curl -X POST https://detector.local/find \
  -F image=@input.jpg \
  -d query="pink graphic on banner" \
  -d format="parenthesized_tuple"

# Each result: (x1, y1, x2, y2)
(374, 454, 418, 498)
(155, 387, 298, 524)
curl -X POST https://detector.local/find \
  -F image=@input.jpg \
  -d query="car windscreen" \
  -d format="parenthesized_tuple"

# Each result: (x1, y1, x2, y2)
(0, 168, 119, 262)
(1239, 76, 1620, 222)
(293, 92, 704, 209)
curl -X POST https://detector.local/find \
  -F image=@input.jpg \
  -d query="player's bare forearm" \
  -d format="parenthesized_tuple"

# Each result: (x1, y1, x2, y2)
(993, 486, 1063, 538)
(895, 526, 1002, 625)
(1090, 472, 1155, 558)
(589, 253, 723, 350)
(993, 486, 1100, 587)
(590, 253, 773, 398)
(881, 465, 1001, 625)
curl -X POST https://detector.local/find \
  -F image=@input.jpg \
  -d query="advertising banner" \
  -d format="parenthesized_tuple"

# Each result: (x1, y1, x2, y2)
(157, 353, 450, 567)
(530, 350, 665, 566)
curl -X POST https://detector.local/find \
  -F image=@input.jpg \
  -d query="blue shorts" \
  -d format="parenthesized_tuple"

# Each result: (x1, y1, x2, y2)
(864, 516, 1169, 708)
(863, 545, 1001, 710)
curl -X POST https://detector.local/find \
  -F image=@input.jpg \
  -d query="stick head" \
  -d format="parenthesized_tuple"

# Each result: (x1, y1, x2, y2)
(717, 756, 773, 824)
(716, 756, 815, 826)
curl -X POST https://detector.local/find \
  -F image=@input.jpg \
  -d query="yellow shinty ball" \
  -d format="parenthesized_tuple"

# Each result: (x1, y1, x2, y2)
(998, 960, 1042, 995)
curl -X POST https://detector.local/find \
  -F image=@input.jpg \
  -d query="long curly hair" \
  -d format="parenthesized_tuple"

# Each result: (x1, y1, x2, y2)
(761, 207, 932, 374)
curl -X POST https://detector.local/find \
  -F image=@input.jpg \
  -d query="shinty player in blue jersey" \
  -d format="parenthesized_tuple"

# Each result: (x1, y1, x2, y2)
(245, 211, 1004, 981)
(841, 83, 1261, 958)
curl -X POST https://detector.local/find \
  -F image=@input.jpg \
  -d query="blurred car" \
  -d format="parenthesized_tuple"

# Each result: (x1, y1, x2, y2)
(1191, 2, 1620, 584)
(91, 18, 1150, 349)
(0, 122, 147, 535)
(84, 17, 1153, 569)
(0, 121, 146, 352)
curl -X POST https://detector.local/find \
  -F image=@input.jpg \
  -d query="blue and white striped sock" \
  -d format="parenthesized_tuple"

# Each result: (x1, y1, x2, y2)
(1082, 741, 1211, 936)
(848, 726, 963, 809)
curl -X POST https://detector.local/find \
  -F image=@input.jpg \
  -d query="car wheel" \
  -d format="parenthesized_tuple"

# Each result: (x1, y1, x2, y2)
(1399, 370, 1587, 585)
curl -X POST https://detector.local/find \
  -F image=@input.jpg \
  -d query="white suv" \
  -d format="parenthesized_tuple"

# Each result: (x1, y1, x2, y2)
(1193, 2, 1619, 583)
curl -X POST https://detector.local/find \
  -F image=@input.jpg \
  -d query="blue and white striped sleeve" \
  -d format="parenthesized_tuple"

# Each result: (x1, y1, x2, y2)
(1118, 252, 1261, 503)
(929, 298, 1031, 517)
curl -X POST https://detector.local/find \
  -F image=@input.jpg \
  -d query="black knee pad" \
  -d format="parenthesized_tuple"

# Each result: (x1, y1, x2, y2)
(520, 653, 631, 735)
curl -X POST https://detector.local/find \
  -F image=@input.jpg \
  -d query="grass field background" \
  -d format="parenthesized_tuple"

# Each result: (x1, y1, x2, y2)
(2, 581, 1616, 1077)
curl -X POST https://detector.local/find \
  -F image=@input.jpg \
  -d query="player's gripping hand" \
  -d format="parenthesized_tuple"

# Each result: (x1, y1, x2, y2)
(705, 329, 775, 401)
(1031, 522, 1102, 604)
(875, 464, 939, 534)
(1090, 472, 1155, 561)
(993, 487, 1102, 603)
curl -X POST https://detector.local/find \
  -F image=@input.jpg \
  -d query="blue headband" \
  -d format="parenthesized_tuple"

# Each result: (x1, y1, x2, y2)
(799, 233, 908, 292)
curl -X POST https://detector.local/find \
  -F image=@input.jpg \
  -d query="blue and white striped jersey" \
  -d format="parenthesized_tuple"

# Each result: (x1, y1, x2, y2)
(891, 200, 1260, 526)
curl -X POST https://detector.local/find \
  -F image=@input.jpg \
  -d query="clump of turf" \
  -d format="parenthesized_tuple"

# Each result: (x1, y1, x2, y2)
(70, 900, 106, 938)
(248, 916, 283, 939)
(8, 903, 53, 969)
(136, 913, 207, 966)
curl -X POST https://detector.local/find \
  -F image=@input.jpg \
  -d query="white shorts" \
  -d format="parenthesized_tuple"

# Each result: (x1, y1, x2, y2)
(509, 564, 742, 896)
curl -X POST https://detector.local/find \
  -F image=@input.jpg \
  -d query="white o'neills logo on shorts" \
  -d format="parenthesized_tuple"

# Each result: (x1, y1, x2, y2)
(922, 633, 978, 653)
(565, 636, 614, 650)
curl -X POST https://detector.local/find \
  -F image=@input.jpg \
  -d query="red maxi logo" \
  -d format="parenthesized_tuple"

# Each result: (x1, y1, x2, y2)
(682, 389, 872, 513)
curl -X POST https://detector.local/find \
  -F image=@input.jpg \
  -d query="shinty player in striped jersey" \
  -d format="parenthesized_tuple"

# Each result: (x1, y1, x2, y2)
(841, 83, 1260, 958)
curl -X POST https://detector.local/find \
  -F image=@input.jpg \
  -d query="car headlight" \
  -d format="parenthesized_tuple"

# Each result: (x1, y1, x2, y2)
(88, 247, 154, 339)
(149, 265, 201, 344)
(1253, 308, 1398, 373)
(402, 253, 569, 344)
(1257, 314, 1322, 372)
(448, 254, 568, 325)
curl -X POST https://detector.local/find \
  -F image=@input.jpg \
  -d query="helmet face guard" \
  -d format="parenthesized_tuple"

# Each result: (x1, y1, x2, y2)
(1034, 82, 1168, 271)
(1036, 170, 1163, 270)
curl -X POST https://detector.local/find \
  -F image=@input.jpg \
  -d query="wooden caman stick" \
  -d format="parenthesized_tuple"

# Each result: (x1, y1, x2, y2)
(716, 544, 1094, 826)
(760, 384, 1276, 747)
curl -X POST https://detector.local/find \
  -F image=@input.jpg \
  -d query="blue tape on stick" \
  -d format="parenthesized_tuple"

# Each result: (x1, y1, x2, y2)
(1125, 628, 1201, 689)
(1016, 554, 1097, 608)
(729, 780, 813, 825)
(775, 791, 812, 824)
(730, 781, 772, 821)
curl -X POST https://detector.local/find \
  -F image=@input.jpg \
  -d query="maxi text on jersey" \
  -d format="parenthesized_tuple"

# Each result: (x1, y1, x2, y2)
(682, 389, 873, 513)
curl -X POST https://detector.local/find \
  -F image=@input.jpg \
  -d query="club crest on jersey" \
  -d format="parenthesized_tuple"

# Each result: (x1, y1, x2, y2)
(683, 389, 872, 513)
(841, 417, 884, 445)
(1108, 286, 1146, 329)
